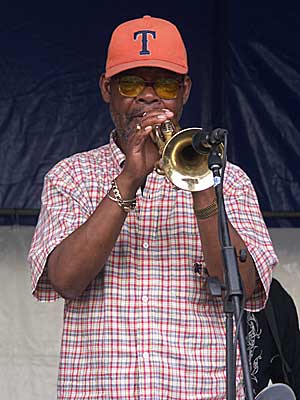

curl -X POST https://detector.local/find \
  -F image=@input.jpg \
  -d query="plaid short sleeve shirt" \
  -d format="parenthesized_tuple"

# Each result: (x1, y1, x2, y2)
(28, 134, 278, 399)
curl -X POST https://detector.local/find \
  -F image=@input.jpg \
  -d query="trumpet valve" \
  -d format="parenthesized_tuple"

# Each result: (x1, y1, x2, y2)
(160, 120, 175, 141)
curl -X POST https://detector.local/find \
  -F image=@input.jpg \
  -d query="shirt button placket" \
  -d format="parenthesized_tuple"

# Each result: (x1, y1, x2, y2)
(137, 198, 153, 396)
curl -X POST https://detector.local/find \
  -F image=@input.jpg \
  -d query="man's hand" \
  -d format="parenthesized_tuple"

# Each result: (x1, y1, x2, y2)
(122, 109, 174, 188)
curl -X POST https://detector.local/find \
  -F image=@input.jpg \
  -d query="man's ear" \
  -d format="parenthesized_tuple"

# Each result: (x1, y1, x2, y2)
(182, 75, 192, 105)
(99, 73, 111, 103)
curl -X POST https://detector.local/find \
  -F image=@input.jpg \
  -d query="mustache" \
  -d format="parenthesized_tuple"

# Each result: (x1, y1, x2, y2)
(126, 107, 164, 121)
(111, 110, 144, 124)
(113, 106, 169, 124)
(126, 110, 145, 121)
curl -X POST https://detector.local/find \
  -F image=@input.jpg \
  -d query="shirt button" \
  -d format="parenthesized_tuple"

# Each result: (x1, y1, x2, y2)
(142, 295, 149, 303)
(143, 352, 150, 360)
(143, 242, 149, 249)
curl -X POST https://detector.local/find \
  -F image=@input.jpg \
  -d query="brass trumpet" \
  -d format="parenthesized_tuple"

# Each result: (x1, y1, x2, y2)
(151, 120, 223, 192)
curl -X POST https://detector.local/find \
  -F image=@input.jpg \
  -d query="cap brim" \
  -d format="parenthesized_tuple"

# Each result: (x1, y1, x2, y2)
(105, 59, 188, 78)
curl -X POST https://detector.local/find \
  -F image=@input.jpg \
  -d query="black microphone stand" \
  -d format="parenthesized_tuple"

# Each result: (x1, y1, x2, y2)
(207, 145, 254, 400)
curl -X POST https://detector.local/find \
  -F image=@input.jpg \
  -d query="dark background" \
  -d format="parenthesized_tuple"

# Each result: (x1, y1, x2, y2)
(1, 1, 299, 226)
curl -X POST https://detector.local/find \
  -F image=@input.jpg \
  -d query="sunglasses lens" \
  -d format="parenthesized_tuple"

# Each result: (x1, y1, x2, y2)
(118, 76, 144, 97)
(118, 76, 181, 99)
(155, 78, 180, 99)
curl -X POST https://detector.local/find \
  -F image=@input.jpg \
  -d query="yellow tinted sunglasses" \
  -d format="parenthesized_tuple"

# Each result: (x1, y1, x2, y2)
(117, 75, 182, 100)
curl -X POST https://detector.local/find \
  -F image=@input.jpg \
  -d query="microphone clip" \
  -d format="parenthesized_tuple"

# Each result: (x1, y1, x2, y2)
(192, 128, 228, 154)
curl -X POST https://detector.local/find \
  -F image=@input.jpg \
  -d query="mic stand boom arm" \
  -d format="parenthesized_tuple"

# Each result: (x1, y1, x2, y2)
(208, 147, 254, 400)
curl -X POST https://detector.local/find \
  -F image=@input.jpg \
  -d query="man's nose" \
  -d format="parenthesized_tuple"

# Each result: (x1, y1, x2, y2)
(136, 84, 161, 103)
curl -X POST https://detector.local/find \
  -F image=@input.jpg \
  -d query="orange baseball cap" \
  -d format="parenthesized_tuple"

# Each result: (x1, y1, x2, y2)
(105, 15, 188, 78)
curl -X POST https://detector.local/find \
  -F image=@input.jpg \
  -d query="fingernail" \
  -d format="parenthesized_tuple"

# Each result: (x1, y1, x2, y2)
(145, 126, 152, 132)
(162, 108, 173, 115)
(158, 114, 167, 119)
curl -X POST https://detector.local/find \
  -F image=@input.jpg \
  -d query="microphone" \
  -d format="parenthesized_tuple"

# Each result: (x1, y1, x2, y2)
(192, 128, 227, 154)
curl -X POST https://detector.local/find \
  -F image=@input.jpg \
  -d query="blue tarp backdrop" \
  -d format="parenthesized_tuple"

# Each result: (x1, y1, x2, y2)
(0, 1, 299, 226)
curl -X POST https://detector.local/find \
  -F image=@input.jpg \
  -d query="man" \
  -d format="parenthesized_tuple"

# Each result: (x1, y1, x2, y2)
(246, 278, 300, 398)
(28, 15, 278, 399)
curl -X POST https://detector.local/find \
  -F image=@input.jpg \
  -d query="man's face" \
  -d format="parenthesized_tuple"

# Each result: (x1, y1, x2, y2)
(100, 67, 191, 142)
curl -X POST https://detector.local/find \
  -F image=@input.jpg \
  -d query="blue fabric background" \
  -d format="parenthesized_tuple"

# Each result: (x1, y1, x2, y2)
(0, 1, 299, 226)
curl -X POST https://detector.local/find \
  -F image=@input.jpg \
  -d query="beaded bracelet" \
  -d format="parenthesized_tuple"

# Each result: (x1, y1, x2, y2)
(108, 179, 136, 213)
(194, 198, 218, 219)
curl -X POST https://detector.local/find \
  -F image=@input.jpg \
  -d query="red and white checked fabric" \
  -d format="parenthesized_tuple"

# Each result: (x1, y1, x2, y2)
(28, 134, 278, 399)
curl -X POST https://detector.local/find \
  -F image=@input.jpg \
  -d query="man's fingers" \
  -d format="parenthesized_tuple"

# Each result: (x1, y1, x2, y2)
(141, 109, 174, 128)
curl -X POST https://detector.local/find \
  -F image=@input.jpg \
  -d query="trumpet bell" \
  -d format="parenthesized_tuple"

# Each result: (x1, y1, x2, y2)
(161, 127, 222, 192)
